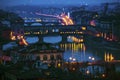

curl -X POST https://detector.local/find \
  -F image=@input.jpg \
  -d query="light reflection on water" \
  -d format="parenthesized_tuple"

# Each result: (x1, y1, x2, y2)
(26, 36, 120, 62)
(59, 43, 101, 62)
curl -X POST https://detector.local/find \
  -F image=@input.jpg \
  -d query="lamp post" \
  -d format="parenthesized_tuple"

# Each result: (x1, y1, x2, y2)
(89, 56, 95, 62)
(89, 56, 95, 77)
(69, 57, 76, 62)
(68, 57, 77, 71)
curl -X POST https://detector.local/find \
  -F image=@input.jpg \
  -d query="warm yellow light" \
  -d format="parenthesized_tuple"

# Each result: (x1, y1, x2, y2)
(80, 31, 83, 34)
(37, 32, 40, 34)
(10, 31, 16, 40)
(11, 36, 16, 40)
(111, 57, 114, 60)
(73, 68, 75, 70)
(96, 33, 100, 37)
(102, 74, 105, 77)
(80, 39, 84, 42)
(82, 26, 86, 30)
(104, 52, 107, 61)
(107, 53, 109, 62)
(20, 36, 24, 38)
(36, 19, 41, 22)
(22, 38, 28, 46)
(60, 14, 74, 25)
(62, 17, 68, 25)
(110, 54, 114, 61)
(86, 70, 90, 74)
(58, 63, 61, 67)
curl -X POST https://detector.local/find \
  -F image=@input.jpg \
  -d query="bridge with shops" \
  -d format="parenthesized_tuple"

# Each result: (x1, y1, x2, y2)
(23, 24, 98, 43)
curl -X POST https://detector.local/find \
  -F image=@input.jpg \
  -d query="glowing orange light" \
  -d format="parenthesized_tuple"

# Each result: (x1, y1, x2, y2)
(10, 31, 28, 46)
(64, 15, 74, 25)
(21, 38, 28, 46)
(58, 63, 61, 67)
(10, 31, 16, 40)
(96, 33, 100, 37)
(69, 19, 74, 25)
(62, 17, 68, 25)
(36, 12, 74, 25)
(86, 70, 90, 74)
(102, 74, 105, 78)
(81, 26, 86, 30)
(80, 39, 84, 42)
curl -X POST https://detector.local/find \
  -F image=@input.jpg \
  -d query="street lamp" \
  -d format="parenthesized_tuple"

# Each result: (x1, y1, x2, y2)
(72, 58, 76, 61)
(91, 57, 95, 61)
(89, 56, 95, 62)
(69, 57, 72, 60)
(89, 56, 95, 76)
(69, 57, 76, 62)
(86, 70, 90, 74)
(89, 56, 92, 59)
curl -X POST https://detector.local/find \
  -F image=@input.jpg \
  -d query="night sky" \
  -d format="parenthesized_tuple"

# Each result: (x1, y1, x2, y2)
(0, 0, 118, 7)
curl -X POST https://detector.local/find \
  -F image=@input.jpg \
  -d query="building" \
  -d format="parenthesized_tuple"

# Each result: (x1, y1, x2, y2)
(10, 43, 64, 68)
(96, 15, 120, 42)
(0, 43, 64, 80)
(71, 10, 98, 25)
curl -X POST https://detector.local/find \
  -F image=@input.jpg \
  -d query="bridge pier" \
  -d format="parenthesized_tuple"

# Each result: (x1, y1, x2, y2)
(38, 35, 44, 43)
(62, 35, 68, 43)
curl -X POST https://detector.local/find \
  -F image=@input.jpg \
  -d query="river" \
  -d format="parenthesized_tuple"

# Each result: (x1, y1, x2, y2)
(26, 36, 120, 63)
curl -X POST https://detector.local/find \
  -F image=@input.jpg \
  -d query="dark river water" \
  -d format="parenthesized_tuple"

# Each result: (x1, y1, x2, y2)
(26, 36, 120, 62)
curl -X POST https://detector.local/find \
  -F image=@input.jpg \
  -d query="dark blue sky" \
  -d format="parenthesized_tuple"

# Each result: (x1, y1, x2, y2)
(0, 0, 118, 7)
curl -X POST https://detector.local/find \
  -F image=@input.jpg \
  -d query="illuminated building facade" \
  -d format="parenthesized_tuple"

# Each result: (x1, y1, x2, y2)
(10, 44, 64, 68)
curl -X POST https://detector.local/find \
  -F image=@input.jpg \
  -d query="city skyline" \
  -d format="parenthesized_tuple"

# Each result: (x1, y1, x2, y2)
(0, 0, 119, 7)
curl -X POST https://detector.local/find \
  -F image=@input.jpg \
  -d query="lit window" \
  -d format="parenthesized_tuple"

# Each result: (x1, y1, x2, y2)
(81, 26, 86, 30)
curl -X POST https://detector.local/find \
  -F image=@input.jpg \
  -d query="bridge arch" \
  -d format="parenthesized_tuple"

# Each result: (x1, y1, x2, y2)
(24, 23, 28, 26)
(31, 23, 43, 26)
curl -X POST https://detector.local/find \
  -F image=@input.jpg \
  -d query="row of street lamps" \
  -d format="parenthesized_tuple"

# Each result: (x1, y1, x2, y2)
(68, 56, 95, 62)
